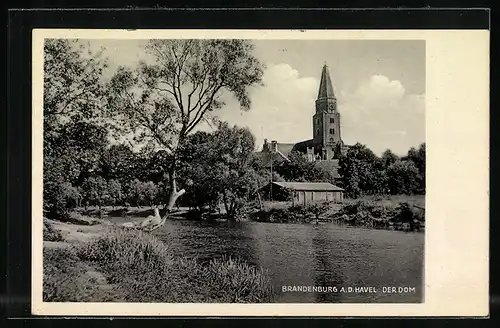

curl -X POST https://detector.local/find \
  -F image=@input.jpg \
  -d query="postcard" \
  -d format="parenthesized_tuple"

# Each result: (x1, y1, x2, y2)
(32, 29, 489, 317)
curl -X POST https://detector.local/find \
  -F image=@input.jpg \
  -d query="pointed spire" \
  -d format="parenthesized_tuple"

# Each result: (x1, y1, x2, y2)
(317, 63, 335, 99)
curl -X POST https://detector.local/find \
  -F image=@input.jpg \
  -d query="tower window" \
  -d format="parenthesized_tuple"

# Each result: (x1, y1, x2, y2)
(330, 128, 335, 134)
(316, 129, 320, 136)
(330, 117, 334, 123)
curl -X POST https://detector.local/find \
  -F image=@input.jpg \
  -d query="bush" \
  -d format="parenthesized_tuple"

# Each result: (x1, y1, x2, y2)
(43, 219, 63, 242)
(77, 228, 172, 274)
(44, 181, 81, 220)
(335, 199, 424, 230)
(197, 256, 274, 303)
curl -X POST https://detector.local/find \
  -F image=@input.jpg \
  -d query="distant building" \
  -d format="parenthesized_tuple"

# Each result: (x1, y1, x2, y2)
(259, 64, 351, 180)
(260, 181, 344, 205)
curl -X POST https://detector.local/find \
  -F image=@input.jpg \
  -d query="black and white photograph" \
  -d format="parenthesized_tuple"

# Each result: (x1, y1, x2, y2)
(32, 29, 488, 316)
(41, 35, 427, 304)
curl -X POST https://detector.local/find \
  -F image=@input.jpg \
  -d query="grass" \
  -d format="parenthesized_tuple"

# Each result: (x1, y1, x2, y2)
(44, 225, 275, 303)
(43, 246, 124, 302)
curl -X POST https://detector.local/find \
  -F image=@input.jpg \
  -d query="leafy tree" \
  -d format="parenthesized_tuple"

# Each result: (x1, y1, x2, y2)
(43, 39, 108, 218)
(219, 167, 261, 217)
(276, 151, 333, 183)
(63, 121, 109, 184)
(142, 181, 159, 208)
(81, 176, 109, 212)
(44, 181, 81, 219)
(124, 179, 159, 207)
(104, 39, 264, 213)
(107, 179, 123, 209)
(338, 143, 382, 197)
(99, 144, 138, 184)
(177, 123, 261, 218)
(126, 179, 145, 207)
(381, 149, 399, 168)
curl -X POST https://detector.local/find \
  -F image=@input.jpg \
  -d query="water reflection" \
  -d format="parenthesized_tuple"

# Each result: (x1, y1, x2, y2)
(311, 226, 343, 303)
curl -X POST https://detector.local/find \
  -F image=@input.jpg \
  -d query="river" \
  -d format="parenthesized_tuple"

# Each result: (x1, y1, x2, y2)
(142, 219, 424, 303)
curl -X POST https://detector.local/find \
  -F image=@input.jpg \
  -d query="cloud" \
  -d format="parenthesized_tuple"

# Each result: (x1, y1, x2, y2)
(194, 67, 425, 156)
(339, 74, 425, 155)
(205, 63, 318, 149)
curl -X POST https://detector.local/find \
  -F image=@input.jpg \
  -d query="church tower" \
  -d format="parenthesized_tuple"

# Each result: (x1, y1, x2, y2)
(312, 64, 343, 160)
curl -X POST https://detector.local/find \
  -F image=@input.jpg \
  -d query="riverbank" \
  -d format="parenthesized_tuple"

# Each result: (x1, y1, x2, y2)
(43, 217, 275, 302)
(70, 194, 425, 231)
(250, 195, 425, 231)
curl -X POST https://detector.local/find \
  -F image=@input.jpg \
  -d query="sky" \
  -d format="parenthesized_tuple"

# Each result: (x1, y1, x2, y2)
(82, 39, 425, 156)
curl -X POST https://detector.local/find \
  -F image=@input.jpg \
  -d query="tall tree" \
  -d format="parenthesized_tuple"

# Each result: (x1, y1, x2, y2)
(176, 123, 261, 218)
(105, 39, 264, 214)
(99, 144, 138, 184)
(381, 149, 399, 168)
(386, 160, 420, 195)
(338, 143, 382, 197)
(43, 39, 108, 218)
(44, 39, 108, 148)
(107, 179, 123, 209)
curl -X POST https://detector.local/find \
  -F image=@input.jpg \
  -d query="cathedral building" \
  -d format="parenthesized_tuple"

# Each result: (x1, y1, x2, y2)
(260, 63, 351, 179)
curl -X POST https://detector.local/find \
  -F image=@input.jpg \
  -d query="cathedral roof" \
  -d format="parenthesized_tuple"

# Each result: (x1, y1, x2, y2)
(314, 160, 341, 178)
(317, 64, 336, 99)
(291, 139, 314, 153)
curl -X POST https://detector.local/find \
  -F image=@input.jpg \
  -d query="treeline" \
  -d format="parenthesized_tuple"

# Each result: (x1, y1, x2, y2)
(44, 119, 424, 220)
(257, 142, 426, 199)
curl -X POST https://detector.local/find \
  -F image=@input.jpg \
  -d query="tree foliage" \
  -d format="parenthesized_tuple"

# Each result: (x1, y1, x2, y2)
(43, 40, 109, 218)
(104, 39, 264, 211)
(44, 39, 108, 142)
(81, 176, 109, 211)
(177, 122, 260, 218)
(339, 142, 426, 197)
(385, 160, 420, 195)
(275, 151, 333, 183)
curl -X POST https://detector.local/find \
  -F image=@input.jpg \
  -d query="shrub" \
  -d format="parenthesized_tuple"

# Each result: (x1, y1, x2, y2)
(43, 219, 63, 242)
(77, 228, 172, 273)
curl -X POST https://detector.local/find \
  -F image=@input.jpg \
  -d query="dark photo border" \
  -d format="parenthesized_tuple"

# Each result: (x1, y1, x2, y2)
(4, 6, 492, 327)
